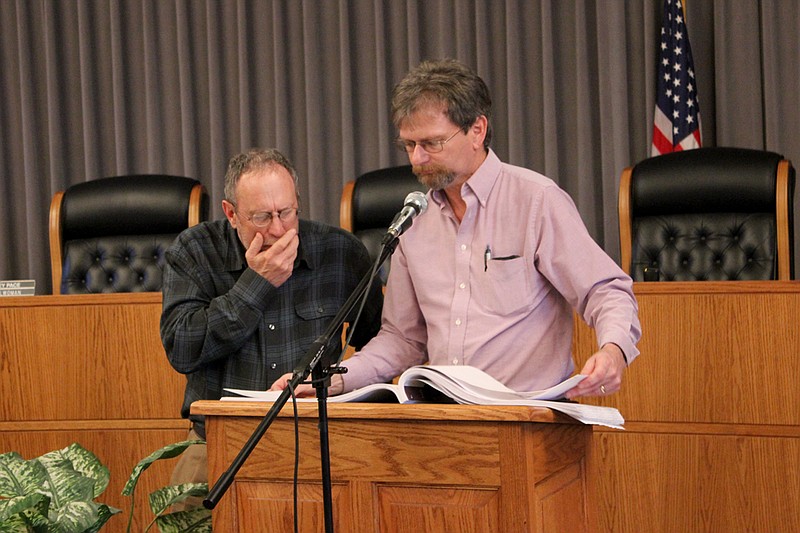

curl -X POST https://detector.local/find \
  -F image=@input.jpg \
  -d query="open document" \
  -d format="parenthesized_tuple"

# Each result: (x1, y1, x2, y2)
(223, 365, 624, 429)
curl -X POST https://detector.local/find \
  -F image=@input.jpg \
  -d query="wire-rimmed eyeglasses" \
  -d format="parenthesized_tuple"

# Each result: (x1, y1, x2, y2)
(237, 206, 299, 227)
(394, 129, 462, 154)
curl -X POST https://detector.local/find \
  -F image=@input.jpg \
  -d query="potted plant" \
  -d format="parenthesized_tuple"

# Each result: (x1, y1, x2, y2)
(0, 440, 210, 533)
(0, 443, 119, 532)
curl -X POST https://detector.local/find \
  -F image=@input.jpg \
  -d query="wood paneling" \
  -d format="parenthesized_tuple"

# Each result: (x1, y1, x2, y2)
(194, 401, 591, 533)
(574, 281, 800, 532)
(0, 294, 187, 532)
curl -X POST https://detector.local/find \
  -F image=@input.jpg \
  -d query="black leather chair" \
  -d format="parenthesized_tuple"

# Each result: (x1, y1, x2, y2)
(619, 147, 795, 281)
(340, 165, 423, 282)
(49, 175, 210, 294)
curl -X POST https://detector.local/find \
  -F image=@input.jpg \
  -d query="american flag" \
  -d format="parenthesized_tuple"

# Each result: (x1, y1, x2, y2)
(651, 0, 702, 155)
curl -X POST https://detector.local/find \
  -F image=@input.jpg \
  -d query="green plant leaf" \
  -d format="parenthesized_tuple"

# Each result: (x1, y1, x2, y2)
(43, 461, 97, 510)
(48, 500, 108, 533)
(0, 494, 43, 520)
(0, 488, 51, 533)
(0, 493, 48, 530)
(0, 453, 51, 531)
(154, 507, 212, 533)
(0, 444, 116, 533)
(147, 483, 208, 516)
(122, 439, 205, 533)
(81, 503, 121, 533)
(72, 503, 122, 533)
(121, 440, 204, 497)
(39, 443, 111, 498)
(0, 510, 32, 532)
(0, 451, 48, 498)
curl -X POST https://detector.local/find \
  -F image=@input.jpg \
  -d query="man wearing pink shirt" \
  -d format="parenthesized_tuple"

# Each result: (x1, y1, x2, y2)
(274, 58, 640, 399)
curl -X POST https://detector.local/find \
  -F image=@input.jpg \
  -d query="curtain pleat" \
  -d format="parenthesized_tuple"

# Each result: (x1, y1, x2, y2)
(2, 0, 799, 292)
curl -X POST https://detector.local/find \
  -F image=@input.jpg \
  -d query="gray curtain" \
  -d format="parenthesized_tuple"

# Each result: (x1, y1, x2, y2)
(2, 0, 798, 293)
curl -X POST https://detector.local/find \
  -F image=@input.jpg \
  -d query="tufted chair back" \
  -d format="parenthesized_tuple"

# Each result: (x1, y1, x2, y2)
(619, 147, 795, 281)
(49, 175, 210, 294)
(340, 165, 423, 283)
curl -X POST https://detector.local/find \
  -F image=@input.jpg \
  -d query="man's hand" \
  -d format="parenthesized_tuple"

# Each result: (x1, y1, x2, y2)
(246, 229, 298, 287)
(565, 343, 627, 399)
(269, 372, 344, 397)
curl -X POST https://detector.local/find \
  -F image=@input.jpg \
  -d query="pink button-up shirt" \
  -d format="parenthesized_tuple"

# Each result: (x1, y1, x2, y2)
(342, 150, 640, 392)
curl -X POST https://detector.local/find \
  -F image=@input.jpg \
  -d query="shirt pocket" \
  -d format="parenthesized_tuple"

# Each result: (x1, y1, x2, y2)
(294, 300, 345, 364)
(477, 256, 531, 315)
(295, 300, 340, 322)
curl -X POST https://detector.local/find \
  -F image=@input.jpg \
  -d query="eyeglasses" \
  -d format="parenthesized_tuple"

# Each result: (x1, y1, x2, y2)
(394, 129, 462, 154)
(237, 207, 298, 227)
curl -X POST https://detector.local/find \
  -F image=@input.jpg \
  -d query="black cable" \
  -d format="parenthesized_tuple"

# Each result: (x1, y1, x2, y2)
(288, 382, 299, 533)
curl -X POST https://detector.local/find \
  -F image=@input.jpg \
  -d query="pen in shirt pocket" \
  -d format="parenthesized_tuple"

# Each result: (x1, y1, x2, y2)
(484, 244, 520, 271)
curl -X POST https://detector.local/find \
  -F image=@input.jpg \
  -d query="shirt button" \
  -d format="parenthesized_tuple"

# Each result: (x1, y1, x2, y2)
(459, 282, 466, 289)
(268, 324, 276, 330)
(318, 307, 324, 313)
(460, 244, 467, 251)
(452, 358, 458, 364)
(455, 318, 462, 326)
(270, 363, 277, 370)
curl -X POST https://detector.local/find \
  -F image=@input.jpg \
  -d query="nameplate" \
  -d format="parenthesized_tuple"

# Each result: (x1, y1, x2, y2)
(0, 279, 36, 296)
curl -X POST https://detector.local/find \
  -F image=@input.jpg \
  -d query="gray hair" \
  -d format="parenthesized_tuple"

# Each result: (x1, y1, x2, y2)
(391, 58, 493, 150)
(223, 148, 300, 204)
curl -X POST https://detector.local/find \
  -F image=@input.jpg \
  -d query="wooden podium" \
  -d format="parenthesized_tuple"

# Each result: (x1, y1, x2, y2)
(192, 401, 593, 533)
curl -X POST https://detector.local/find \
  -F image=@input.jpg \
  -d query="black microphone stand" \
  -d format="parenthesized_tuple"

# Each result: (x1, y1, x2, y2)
(203, 236, 400, 533)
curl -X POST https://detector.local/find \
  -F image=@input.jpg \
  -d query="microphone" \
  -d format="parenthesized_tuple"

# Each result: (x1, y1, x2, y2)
(382, 191, 428, 244)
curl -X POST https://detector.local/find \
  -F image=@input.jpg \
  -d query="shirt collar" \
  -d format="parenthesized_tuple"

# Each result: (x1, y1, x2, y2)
(430, 148, 502, 209)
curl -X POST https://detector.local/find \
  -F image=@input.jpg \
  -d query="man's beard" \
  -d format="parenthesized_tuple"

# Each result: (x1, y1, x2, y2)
(412, 164, 456, 190)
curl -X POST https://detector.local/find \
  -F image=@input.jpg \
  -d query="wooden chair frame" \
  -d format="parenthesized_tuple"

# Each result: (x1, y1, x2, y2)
(339, 180, 356, 232)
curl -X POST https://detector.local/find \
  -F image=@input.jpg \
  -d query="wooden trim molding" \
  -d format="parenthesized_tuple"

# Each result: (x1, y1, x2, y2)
(340, 180, 355, 231)
(188, 183, 207, 227)
(775, 159, 792, 280)
(618, 166, 634, 275)
(48, 190, 65, 295)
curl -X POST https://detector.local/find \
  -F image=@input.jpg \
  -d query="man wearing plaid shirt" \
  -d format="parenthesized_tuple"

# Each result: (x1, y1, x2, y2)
(161, 148, 382, 492)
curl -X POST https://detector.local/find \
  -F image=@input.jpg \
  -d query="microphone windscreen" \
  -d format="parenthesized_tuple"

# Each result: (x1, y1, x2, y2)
(404, 191, 428, 215)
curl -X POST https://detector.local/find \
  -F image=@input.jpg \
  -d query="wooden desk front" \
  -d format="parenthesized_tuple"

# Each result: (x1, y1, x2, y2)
(573, 281, 800, 532)
(0, 294, 187, 532)
(193, 401, 593, 533)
